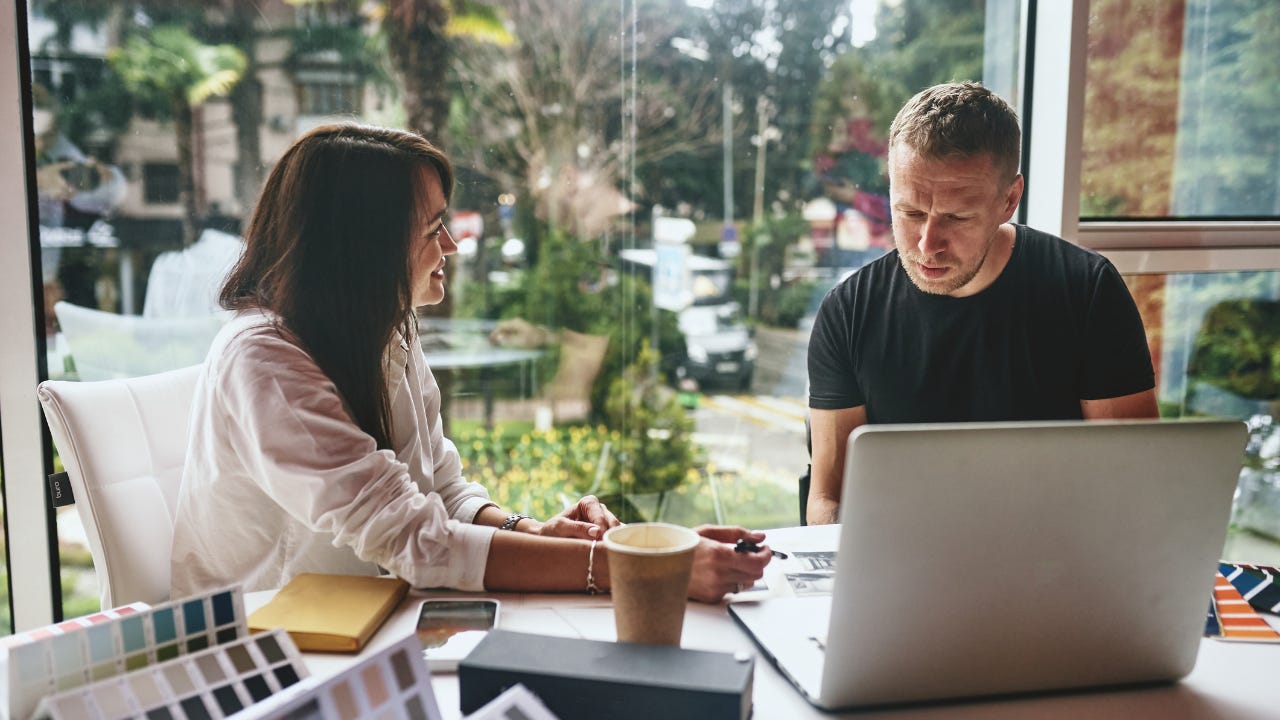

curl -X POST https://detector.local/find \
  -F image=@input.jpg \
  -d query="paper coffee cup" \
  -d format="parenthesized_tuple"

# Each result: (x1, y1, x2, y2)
(603, 523, 700, 646)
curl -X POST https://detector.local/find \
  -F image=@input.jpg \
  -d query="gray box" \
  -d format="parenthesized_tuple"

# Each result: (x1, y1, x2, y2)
(458, 630, 753, 719)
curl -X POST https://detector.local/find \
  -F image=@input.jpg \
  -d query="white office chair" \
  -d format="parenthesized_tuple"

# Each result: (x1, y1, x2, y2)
(37, 364, 202, 608)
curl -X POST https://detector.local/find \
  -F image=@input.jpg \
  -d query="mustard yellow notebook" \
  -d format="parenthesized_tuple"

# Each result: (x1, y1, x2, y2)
(248, 573, 410, 652)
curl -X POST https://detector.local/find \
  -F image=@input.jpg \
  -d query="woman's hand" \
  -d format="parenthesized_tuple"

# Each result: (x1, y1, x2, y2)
(687, 525, 772, 603)
(529, 495, 620, 539)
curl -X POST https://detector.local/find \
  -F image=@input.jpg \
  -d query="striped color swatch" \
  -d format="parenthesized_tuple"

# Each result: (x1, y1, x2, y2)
(1219, 563, 1280, 614)
(1207, 571, 1280, 642)
(33, 628, 307, 720)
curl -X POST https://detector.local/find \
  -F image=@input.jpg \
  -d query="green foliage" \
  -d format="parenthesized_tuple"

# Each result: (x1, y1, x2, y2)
(284, 22, 392, 93)
(603, 341, 702, 520)
(1188, 300, 1280, 401)
(1169, 1, 1280, 215)
(448, 341, 705, 525)
(456, 423, 619, 520)
(509, 229, 685, 418)
(453, 344, 703, 524)
(447, 2, 515, 46)
(108, 26, 247, 112)
(660, 467, 799, 531)
(1160, 271, 1280, 408)
(61, 571, 100, 619)
(732, 212, 815, 328)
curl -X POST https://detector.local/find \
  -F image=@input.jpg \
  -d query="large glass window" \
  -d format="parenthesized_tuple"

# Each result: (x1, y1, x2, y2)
(1126, 271, 1280, 564)
(1082, 0, 1280, 218)
(1083, 1, 1280, 561)
(25, 0, 1019, 615)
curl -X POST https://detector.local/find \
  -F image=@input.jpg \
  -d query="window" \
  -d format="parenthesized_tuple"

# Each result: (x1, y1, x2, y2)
(1078, 1, 1280, 563)
(1082, 1, 1280, 219)
(142, 163, 179, 204)
(26, 0, 1277, 629)
(1124, 270, 1280, 563)
(297, 80, 361, 117)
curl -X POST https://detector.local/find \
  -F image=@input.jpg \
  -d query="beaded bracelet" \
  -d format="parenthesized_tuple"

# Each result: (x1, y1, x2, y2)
(586, 539, 602, 595)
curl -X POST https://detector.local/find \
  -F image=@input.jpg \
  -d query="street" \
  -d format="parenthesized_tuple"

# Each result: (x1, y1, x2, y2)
(690, 324, 811, 515)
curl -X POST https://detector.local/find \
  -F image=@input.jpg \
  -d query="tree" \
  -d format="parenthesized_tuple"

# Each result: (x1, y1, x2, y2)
(448, 0, 721, 239)
(1080, 0, 1185, 217)
(801, 0, 985, 271)
(636, 0, 853, 224)
(108, 25, 246, 246)
(1170, 1, 1280, 216)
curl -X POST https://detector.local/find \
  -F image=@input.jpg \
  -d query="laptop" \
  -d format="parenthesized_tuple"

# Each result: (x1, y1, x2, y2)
(729, 419, 1247, 710)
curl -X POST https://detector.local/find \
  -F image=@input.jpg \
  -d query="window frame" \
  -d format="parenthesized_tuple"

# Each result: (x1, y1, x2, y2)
(1, 0, 58, 632)
(1022, 0, 1280, 274)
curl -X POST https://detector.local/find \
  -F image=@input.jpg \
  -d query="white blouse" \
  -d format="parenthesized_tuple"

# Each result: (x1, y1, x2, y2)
(170, 310, 496, 598)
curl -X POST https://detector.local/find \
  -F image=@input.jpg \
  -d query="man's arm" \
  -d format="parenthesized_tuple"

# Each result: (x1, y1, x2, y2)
(807, 406, 867, 525)
(1080, 387, 1159, 419)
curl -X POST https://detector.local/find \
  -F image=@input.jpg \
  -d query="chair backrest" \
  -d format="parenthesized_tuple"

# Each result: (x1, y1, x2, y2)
(54, 301, 224, 381)
(37, 364, 202, 608)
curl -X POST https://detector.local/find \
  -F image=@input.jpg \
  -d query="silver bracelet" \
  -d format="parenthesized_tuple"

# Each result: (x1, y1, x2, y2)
(586, 539, 602, 595)
(501, 513, 531, 531)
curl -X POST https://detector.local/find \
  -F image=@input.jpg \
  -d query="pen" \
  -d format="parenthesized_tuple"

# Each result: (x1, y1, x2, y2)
(735, 539, 789, 559)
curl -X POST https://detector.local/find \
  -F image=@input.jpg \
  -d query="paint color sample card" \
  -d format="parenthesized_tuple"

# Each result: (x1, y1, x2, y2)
(3, 588, 246, 720)
(1219, 563, 1280, 614)
(33, 628, 308, 720)
(0, 603, 151, 653)
(253, 634, 442, 720)
(1207, 572, 1280, 642)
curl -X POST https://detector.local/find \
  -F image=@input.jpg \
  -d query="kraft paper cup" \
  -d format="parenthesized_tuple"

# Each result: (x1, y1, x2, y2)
(603, 522, 700, 646)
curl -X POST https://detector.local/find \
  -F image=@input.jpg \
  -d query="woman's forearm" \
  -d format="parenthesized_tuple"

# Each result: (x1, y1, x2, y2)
(481, 531, 610, 593)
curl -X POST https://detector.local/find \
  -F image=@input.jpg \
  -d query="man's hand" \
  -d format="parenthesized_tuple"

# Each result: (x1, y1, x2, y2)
(687, 525, 773, 602)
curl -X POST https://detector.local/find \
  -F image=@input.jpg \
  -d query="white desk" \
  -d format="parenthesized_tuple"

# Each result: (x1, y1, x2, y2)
(251, 526, 1280, 719)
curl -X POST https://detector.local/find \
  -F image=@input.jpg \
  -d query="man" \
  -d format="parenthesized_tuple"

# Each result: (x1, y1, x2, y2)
(806, 82, 1158, 526)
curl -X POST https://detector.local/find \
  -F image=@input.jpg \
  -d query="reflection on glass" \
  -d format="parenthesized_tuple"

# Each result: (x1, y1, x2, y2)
(27, 0, 1013, 616)
(1127, 271, 1280, 564)
(1082, 1, 1280, 218)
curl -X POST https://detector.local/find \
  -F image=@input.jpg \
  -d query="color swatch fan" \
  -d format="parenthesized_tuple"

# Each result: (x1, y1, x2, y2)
(0, 587, 245, 720)
(31, 628, 308, 719)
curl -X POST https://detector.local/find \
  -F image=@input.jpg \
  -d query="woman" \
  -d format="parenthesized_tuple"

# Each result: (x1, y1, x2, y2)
(169, 124, 772, 602)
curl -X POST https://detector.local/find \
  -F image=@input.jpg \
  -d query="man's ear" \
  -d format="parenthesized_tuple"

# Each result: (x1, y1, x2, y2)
(1001, 174, 1025, 220)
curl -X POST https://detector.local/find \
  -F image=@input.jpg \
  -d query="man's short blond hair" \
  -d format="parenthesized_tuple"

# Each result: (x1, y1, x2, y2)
(888, 82, 1021, 184)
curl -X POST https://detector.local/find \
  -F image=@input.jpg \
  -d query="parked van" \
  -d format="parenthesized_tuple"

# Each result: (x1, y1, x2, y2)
(619, 248, 757, 390)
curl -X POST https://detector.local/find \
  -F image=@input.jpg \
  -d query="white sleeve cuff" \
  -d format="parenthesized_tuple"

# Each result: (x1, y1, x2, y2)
(443, 520, 497, 592)
(455, 496, 498, 524)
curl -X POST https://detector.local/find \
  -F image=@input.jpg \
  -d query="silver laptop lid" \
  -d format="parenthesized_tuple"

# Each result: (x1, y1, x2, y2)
(820, 419, 1246, 708)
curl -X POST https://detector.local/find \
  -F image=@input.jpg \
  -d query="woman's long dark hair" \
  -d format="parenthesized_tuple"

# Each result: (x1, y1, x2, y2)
(220, 124, 454, 449)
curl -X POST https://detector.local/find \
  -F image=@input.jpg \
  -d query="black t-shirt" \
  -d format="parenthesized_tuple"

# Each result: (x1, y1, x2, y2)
(807, 224, 1155, 422)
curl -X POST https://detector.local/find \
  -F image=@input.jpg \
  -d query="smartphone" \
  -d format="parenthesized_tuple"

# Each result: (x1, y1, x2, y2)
(415, 598, 500, 672)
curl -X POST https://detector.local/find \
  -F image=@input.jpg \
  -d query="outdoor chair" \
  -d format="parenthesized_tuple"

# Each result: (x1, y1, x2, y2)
(541, 329, 610, 423)
(54, 300, 224, 381)
(488, 320, 610, 425)
(37, 364, 202, 607)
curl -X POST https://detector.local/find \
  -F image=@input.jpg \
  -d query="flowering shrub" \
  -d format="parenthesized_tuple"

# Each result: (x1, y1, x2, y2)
(455, 424, 621, 519)
(456, 342, 705, 522)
